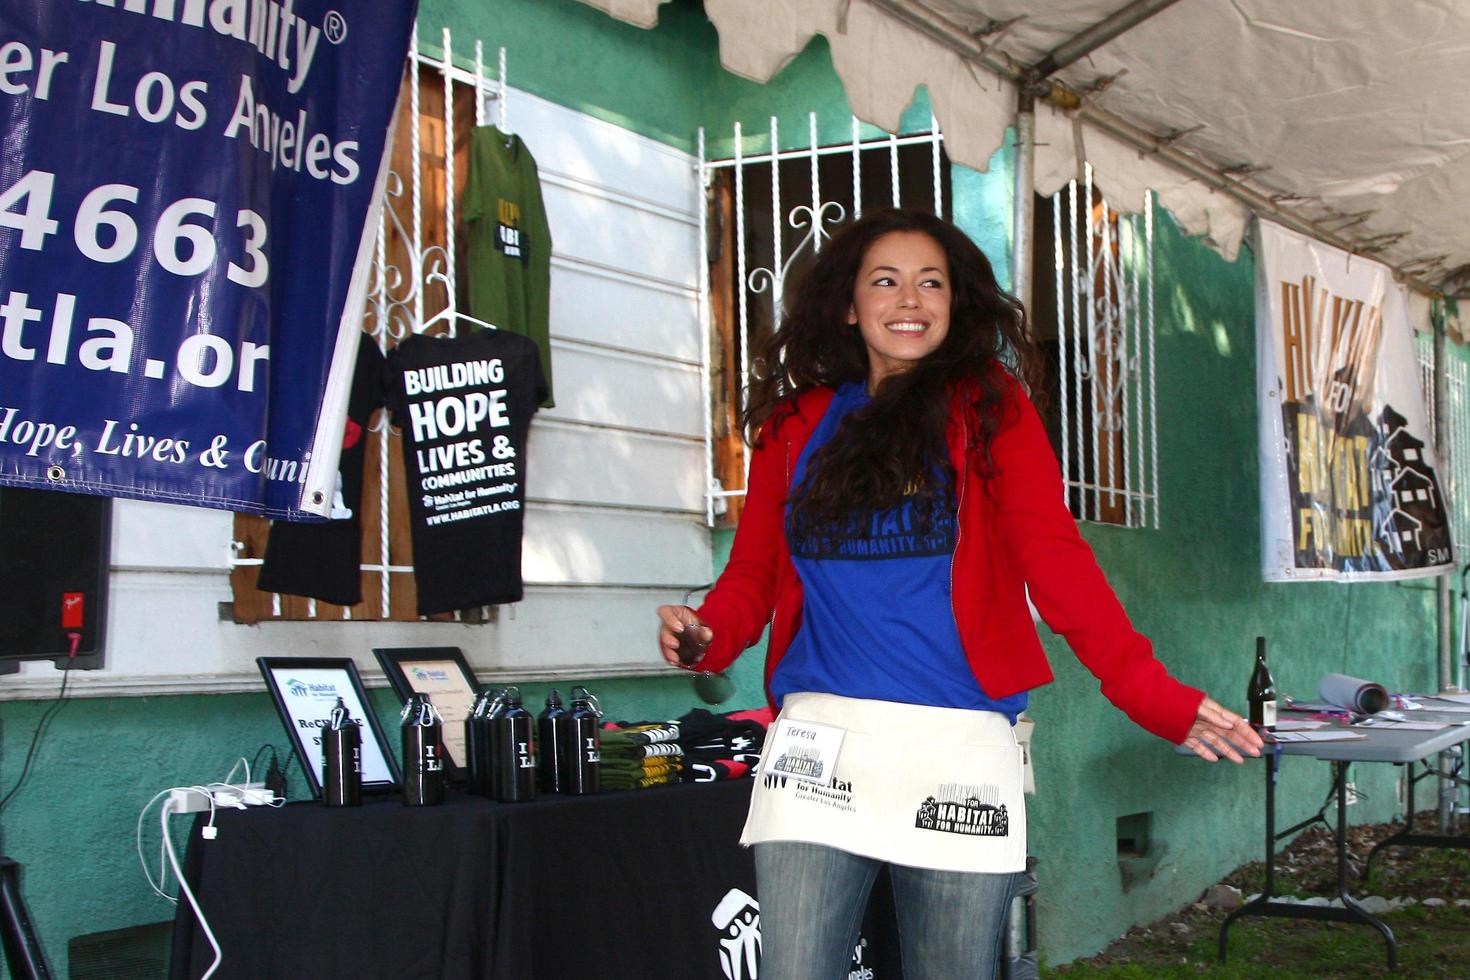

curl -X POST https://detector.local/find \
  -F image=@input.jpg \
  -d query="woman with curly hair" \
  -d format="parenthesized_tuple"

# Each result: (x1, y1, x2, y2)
(658, 208, 1259, 979)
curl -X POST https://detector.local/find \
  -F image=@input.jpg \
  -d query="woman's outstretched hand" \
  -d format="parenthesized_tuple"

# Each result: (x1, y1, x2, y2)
(1182, 696, 1264, 763)
(657, 604, 713, 669)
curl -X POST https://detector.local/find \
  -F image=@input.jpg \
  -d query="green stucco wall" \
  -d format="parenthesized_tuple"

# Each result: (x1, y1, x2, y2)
(0, 1, 1452, 974)
(418, 0, 716, 151)
(1024, 207, 1439, 959)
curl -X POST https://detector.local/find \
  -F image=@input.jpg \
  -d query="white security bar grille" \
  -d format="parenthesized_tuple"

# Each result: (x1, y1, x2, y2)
(1417, 334, 1469, 561)
(1050, 168, 1159, 528)
(698, 114, 947, 522)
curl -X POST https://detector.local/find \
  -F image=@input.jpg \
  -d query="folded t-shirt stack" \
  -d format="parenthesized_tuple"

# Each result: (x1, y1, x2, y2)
(598, 706, 772, 789)
(599, 724, 685, 790)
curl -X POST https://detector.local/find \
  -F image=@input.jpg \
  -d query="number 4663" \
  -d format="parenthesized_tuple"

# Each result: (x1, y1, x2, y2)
(0, 169, 269, 288)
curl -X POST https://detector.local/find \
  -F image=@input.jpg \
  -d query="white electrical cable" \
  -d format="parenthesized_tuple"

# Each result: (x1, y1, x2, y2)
(220, 757, 251, 787)
(162, 797, 224, 980)
(136, 789, 181, 902)
(136, 776, 285, 901)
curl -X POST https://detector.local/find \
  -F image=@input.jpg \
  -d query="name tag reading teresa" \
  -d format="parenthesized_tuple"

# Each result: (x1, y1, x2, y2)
(764, 719, 846, 784)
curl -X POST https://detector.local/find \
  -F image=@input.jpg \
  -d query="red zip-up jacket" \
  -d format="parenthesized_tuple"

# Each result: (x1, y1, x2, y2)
(694, 377, 1204, 744)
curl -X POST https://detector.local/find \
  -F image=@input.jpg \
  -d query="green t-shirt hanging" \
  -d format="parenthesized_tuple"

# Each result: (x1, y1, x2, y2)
(462, 126, 554, 407)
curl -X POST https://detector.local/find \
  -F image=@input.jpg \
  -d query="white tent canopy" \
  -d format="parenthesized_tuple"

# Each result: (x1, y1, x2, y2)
(583, 0, 1470, 296)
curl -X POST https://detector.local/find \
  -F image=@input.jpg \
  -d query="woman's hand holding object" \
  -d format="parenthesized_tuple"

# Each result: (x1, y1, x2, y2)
(657, 604, 713, 669)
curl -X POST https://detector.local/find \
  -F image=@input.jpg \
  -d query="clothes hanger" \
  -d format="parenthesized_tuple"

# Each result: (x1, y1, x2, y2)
(418, 303, 499, 336)
(417, 261, 499, 335)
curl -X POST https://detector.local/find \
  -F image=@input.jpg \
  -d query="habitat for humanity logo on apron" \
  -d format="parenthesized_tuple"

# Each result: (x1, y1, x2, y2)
(915, 782, 1010, 836)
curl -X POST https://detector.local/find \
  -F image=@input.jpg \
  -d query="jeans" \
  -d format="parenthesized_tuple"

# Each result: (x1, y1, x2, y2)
(753, 840, 1018, 980)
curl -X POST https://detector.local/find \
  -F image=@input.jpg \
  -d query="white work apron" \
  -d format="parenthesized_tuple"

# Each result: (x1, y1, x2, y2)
(741, 692, 1027, 873)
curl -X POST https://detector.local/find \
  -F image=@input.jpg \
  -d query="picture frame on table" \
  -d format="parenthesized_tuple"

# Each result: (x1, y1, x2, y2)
(373, 646, 480, 779)
(256, 656, 402, 798)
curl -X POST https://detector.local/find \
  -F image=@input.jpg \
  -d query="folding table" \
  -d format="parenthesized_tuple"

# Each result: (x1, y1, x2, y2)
(1215, 705, 1470, 972)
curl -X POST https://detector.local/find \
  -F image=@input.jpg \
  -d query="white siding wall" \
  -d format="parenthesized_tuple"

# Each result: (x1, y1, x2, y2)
(4, 89, 708, 698)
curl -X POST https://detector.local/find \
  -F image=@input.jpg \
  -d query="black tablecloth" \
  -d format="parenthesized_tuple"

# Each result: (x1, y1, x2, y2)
(168, 781, 900, 980)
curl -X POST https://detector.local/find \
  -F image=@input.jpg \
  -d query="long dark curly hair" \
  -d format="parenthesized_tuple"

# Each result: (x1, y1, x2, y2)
(743, 208, 1041, 537)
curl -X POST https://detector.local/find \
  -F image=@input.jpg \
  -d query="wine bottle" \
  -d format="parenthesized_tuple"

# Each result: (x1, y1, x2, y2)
(1248, 636, 1278, 730)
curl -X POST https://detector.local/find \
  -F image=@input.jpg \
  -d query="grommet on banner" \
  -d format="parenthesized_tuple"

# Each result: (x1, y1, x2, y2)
(45, 465, 64, 482)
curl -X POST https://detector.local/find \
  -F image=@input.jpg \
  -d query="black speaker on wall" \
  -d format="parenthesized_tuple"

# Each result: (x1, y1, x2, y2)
(0, 488, 110, 672)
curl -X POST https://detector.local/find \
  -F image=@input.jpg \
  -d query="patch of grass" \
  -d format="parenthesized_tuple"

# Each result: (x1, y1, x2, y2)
(1047, 819, 1470, 979)
(1048, 906, 1470, 978)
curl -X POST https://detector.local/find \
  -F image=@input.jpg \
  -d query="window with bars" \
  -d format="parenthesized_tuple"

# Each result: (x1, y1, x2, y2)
(230, 38, 505, 623)
(1032, 170, 1160, 528)
(1416, 333, 1469, 560)
(699, 120, 1160, 530)
(700, 115, 952, 527)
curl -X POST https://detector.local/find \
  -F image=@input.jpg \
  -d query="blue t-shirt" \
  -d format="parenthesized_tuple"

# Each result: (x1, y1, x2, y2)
(769, 382, 1028, 721)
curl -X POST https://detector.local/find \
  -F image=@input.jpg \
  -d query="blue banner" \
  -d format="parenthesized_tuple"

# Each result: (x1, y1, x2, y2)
(0, 0, 416, 516)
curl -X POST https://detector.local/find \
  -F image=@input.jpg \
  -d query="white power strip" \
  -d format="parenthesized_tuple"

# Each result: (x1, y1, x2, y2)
(169, 783, 276, 813)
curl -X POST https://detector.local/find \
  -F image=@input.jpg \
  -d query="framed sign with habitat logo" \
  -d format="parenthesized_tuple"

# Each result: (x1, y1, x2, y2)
(257, 657, 401, 798)
(373, 647, 479, 778)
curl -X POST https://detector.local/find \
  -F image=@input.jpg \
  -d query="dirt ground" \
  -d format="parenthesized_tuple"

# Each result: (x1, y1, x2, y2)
(1050, 815, 1470, 978)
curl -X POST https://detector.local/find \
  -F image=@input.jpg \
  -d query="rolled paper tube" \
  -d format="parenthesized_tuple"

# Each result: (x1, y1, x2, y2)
(1318, 673, 1390, 714)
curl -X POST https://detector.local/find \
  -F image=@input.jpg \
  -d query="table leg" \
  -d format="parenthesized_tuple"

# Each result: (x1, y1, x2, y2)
(1365, 759, 1470, 882)
(1329, 761, 1396, 971)
(1218, 747, 1279, 963)
(1219, 754, 1399, 972)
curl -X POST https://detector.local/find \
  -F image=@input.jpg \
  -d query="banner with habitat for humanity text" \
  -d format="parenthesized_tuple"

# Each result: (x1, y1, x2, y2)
(0, 0, 417, 517)
(1257, 219, 1452, 581)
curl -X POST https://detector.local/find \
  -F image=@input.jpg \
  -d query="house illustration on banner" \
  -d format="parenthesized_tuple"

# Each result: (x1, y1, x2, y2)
(1390, 508, 1424, 550)
(1391, 466, 1437, 511)
(1368, 405, 1446, 558)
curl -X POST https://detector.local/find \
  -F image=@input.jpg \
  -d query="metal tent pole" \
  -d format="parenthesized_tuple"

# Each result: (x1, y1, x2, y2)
(1028, 0, 1185, 78)
(1436, 306, 1456, 832)
(1012, 90, 1036, 311)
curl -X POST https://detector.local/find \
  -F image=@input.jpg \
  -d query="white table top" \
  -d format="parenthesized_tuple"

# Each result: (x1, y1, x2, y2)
(1181, 701, 1470, 765)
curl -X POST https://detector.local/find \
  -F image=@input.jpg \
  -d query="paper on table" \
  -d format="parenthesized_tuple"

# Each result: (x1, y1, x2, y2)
(1269, 730, 1367, 743)
(1274, 719, 1328, 731)
(1432, 692, 1470, 704)
(1353, 717, 1457, 731)
(1408, 699, 1470, 713)
(1282, 699, 1338, 712)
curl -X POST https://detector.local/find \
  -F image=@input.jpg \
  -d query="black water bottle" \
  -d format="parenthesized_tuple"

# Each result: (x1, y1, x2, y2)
(565, 686, 602, 796)
(537, 689, 570, 794)
(1248, 636, 1278, 731)
(493, 687, 537, 802)
(401, 693, 445, 806)
(322, 697, 362, 807)
(465, 690, 497, 796)
(481, 689, 509, 799)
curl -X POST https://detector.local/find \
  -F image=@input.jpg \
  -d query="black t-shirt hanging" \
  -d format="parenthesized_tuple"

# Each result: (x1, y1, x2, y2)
(257, 340, 385, 606)
(383, 330, 547, 615)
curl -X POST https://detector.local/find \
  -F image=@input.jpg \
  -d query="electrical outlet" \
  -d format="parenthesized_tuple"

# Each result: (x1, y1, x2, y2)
(229, 784, 276, 806)
(169, 788, 214, 813)
(1344, 781, 1361, 806)
(168, 783, 276, 813)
